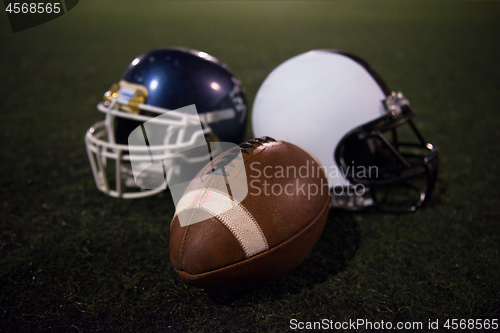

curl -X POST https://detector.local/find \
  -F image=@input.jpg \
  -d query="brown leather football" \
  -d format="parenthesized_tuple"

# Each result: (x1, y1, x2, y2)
(169, 137, 330, 291)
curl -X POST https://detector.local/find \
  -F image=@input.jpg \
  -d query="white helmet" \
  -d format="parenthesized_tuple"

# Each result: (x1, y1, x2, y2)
(252, 50, 438, 212)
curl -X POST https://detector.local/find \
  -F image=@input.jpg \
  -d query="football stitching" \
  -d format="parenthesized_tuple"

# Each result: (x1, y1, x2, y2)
(199, 138, 281, 182)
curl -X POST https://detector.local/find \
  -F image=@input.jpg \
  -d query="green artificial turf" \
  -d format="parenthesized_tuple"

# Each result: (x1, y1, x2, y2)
(1, 1, 499, 332)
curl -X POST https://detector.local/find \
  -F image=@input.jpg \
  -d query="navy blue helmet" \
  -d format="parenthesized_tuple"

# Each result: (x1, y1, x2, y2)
(85, 47, 248, 198)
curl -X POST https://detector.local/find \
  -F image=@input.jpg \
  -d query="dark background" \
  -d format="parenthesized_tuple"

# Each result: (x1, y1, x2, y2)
(1, 1, 499, 331)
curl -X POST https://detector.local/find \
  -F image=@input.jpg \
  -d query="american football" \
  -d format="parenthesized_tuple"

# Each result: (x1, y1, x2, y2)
(169, 137, 330, 291)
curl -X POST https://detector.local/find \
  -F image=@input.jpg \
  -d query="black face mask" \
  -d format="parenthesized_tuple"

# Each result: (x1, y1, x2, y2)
(334, 92, 439, 213)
